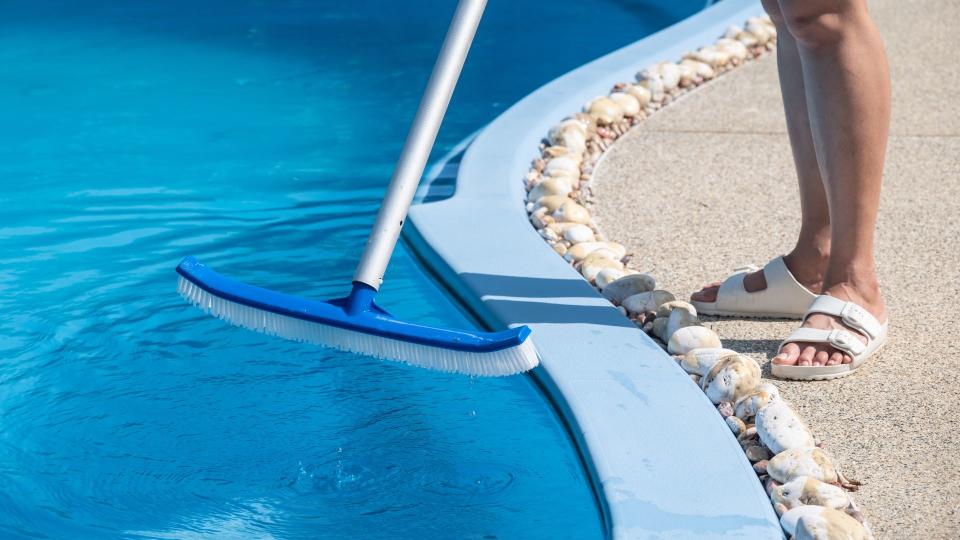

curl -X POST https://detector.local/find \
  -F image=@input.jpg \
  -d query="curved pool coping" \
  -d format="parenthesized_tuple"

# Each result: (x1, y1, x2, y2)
(405, 1, 783, 538)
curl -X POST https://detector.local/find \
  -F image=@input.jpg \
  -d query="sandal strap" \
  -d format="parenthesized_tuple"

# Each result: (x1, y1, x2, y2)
(805, 296, 883, 340)
(714, 256, 817, 314)
(781, 327, 868, 357)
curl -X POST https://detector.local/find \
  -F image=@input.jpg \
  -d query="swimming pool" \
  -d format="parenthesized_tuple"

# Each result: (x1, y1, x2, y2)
(0, 1, 704, 538)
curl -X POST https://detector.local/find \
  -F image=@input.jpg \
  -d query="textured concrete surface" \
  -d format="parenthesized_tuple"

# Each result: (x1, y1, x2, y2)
(591, 1, 960, 538)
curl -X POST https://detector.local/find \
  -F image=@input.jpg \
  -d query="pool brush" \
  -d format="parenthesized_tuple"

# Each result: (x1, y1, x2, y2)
(176, 0, 539, 376)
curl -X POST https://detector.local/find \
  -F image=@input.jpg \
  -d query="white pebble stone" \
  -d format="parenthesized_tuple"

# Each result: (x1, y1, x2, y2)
(595, 268, 628, 290)
(548, 118, 586, 139)
(681, 58, 715, 79)
(539, 227, 559, 242)
(527, 177, 573, 202)
(544, 156, 580, 177)
(770, 476, 850, 515)
(667, 326, 722, 355)
(621, 290, 674, 314)
(700, 354, 761, 404)
(725, 415, 746, 437)
(656, 62, 681, 90)
(532, 195, 570, 214)
(552, 200, 591, 224)
(665, 307, 700, 342)
(635, 73, 665, 101)
(585, 96, 624, 125)
(781, 506, 866, 540)
(767, 447, 838, 484)
(581, 258, 623, 282)
(655, 300, 696, 320)
(746, 19, 772, 44)
(734, 383, 780, 421)
(564, 241, 626, 263)
(755, 398, 816, 454)
(600, 274, 656, 304)
(562, 224, 595, 244)
(716, 38, 748, 61)
(624, 84, 651, 107)
(609, 92, 641, 117)
(724, 25, 743, 39)
(680, 347, 737, 376)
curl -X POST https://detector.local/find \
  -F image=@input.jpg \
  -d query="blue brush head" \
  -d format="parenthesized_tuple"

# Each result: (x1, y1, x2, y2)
(176, 256, 531, 354)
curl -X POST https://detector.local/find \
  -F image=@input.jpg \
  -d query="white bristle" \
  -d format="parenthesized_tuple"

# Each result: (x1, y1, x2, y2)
(177, 276, 539, 377)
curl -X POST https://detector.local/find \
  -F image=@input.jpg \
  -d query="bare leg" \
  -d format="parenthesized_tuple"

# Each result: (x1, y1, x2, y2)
(773, 0, 889, 367)
(691, 0, 830, 304)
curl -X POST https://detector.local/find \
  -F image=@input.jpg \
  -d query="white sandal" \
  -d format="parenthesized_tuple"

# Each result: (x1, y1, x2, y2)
(772, 295, 888, 381)
(691, 256, 817, 319)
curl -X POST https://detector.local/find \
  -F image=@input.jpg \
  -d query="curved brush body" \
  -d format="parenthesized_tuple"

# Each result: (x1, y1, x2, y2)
(177, 257, 538, 377)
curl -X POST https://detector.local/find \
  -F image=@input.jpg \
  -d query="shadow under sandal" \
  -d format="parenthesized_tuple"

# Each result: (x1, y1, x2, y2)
(691, 256, 817, 319)
(773, 295, 889, 381)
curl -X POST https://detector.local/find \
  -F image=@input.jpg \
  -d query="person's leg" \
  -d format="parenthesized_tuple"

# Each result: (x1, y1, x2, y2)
(691, 0, 830, 304)
(773, 0, 890, 367)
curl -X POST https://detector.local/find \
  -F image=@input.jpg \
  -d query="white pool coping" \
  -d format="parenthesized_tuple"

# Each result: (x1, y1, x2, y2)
(405, 1, 783, 538)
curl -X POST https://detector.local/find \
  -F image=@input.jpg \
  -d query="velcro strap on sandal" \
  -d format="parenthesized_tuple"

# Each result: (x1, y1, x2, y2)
(806, 296, 882, 340)
(827, 328, 867, 356)
(781, 327, 868, 357)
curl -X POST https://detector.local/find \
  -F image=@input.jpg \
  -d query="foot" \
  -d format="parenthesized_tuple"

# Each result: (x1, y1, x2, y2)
(772, 281, 887, 367)
(690, 251, 826, 303)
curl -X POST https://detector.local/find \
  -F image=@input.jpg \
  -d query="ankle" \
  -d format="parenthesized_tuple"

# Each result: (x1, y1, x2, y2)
(822, 272, 885, 315)
(823, 272, 880, 297)
(792, 233, 831, 263)
(783, 245, 830, 291)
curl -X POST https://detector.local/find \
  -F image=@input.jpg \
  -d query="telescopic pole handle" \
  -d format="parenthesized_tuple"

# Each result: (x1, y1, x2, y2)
(352, 0, 486, 290)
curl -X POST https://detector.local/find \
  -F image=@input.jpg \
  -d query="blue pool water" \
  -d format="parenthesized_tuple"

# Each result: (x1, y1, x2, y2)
(0, 1, 703, 538)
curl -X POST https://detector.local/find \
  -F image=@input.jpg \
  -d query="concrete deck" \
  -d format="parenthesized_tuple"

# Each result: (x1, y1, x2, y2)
(591, 1, 959, 538)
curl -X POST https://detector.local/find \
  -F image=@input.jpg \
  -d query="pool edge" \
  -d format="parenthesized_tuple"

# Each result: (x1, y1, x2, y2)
(405, 2, 784, 538)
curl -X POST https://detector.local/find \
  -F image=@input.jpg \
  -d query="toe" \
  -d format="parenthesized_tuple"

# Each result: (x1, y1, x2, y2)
(842, 354, 853, 365)
(827, 352, 843, 366)
(813, 351, 829, 366)
(773, 342, 801, 365)
(798, 345, 817, 367)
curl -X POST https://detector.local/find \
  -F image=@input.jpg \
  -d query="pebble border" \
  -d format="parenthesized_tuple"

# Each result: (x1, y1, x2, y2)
(522, 16, 874, 540)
